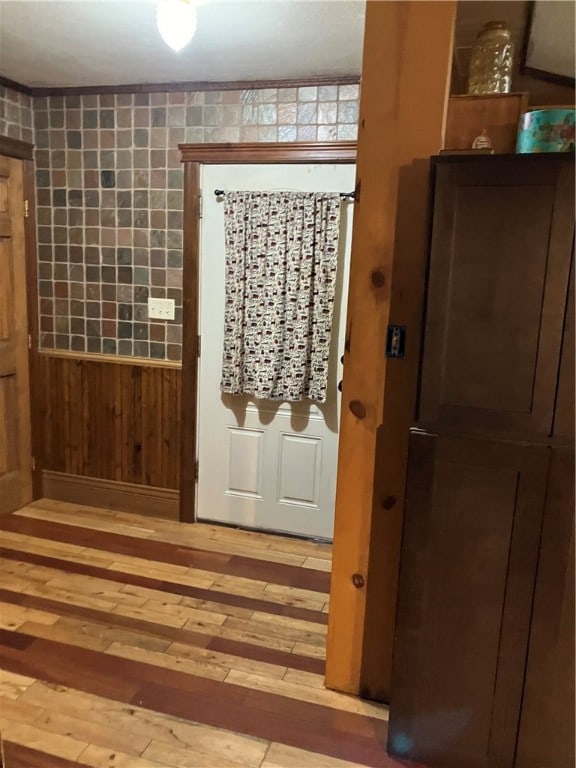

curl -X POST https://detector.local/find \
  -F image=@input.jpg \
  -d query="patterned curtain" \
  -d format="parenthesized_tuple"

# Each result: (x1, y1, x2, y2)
(220, 191, 341, 403)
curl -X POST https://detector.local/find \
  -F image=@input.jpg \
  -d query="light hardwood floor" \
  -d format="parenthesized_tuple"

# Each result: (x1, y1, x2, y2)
(0, 499, 412, 768)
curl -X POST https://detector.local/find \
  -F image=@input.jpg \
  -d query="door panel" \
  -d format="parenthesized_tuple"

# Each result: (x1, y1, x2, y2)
(278, 434, 321, 507)
(198, 163, 354, 539)
(388, 432, 550, 768)
(0, 155, 32, 514)
(226, 427, 263, 497)
(0, 377, 18, 471)
(419, 158, 574, 439)
(515, 447, 575, 768)
(553, 253, 575, 440)
(0, 240, 16, 375)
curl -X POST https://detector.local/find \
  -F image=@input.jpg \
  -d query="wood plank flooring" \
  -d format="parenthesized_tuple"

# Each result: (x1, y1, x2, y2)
(0, 500, 418, 768)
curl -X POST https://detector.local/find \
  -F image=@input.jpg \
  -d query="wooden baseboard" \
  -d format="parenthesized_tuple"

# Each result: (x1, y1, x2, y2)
(41, 471, 180, 521)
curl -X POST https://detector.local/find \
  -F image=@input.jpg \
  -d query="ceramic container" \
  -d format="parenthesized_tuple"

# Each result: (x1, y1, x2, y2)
(516, 108, 575, 153)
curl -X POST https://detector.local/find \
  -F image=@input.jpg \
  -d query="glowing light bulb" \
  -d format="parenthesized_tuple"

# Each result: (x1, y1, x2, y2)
(157, 0, 197, 52)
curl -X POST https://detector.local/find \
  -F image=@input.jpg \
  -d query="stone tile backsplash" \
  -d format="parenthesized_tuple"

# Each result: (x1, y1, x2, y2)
(0, 84, 34, 143)
(7, 83, 359, 360)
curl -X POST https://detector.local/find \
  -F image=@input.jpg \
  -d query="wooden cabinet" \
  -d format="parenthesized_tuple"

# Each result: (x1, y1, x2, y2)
(388, 154, 575, 768)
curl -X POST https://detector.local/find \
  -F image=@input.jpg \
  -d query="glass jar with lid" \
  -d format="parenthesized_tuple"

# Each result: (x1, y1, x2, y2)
(467, 21, 514, 95)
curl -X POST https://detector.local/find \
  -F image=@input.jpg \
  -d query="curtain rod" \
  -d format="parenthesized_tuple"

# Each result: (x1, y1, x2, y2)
(214, 189, 356, 200)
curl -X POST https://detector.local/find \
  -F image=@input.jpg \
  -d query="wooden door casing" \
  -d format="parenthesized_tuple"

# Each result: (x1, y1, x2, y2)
(0, 154, 32, 514)
(178, 142, 357, 525)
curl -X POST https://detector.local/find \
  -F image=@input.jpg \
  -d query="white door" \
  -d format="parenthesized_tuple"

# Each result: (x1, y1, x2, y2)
(197, 163, 355, 540)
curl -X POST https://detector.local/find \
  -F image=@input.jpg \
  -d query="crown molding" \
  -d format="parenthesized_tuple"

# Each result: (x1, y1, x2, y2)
(0, 75, 33, 96)
(3, 74, 360, 98)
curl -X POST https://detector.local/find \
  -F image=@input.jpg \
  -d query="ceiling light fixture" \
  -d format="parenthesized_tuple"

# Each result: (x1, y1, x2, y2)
(157, 0, 198, 52)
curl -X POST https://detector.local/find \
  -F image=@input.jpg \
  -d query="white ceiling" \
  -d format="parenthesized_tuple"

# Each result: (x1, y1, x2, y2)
(0, 0, 365, 88)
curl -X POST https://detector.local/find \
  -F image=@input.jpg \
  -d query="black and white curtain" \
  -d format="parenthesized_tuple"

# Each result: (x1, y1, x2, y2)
(220, 191, 341, 403)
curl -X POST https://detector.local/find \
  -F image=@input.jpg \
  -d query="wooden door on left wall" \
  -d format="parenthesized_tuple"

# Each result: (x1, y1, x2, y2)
(0, 154, 32, 514)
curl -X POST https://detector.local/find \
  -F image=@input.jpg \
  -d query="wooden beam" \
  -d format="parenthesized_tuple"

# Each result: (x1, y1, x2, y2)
(325, 0, 456, 701)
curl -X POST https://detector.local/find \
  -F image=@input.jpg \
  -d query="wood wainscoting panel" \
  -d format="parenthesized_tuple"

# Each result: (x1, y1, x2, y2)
(38, 354, 181, 492)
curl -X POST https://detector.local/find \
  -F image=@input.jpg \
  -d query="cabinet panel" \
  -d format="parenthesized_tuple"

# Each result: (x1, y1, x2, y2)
(553, 254, 574, 441)
(419, 157, 574, 439)
(516, 448, 575, 768)
(444, 94, 528, 154)
(388, 432, 550, 768)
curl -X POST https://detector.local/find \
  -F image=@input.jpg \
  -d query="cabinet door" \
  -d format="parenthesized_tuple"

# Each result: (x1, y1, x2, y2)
(388, 432, 550, 768)
(515, 447, 575, 768)
(419, 157, 574, 440)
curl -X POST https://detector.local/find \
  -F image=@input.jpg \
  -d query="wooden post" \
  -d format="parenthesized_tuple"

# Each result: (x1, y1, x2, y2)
(325, 0, 456, 701)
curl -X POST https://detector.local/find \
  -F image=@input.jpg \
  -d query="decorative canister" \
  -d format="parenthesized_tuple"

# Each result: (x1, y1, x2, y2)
(467, 21, 514, 95)
(516, 108, 575, 153)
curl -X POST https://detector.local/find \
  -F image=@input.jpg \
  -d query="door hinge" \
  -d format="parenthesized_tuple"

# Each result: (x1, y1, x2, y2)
(31, 456, 36, 472)
(27, 333, 32, 350)
(199, 195, 203, 219)
(197, 335, 201, 357)
(24, 199, 30, 218)
(195, 460, 199, 481)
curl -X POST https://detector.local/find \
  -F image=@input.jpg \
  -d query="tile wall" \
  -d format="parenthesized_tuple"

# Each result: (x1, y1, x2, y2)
(33, 84, 360, 360)
(0, 84, 34, 143)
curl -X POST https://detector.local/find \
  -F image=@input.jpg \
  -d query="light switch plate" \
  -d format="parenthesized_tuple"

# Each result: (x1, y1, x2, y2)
(148, 297, 175, 320)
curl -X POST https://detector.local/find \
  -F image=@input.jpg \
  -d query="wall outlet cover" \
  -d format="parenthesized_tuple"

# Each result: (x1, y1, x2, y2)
(148, 297, 175, 320)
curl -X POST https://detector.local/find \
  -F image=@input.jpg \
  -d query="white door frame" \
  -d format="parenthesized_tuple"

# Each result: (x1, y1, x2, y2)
(178, 142, 357, 523)
(197, 162, 356, 538)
